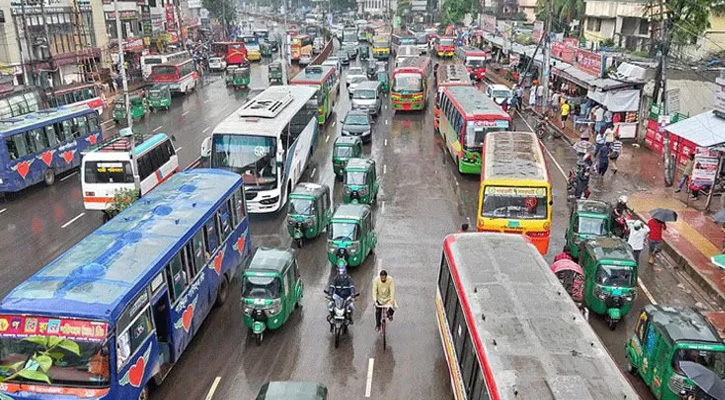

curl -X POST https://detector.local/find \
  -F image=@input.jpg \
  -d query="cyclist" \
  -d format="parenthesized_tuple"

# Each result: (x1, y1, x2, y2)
(373, 270, 396, 332)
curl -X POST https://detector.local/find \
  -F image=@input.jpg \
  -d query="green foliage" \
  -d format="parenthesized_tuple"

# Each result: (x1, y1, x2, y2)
(0, 336, 81, 385)
(599, 38, 615, 48)
(643, 0, 725, 47)
(202, 0, 238, 30)
(535, 0, 585, 35)
(441, 0, 480, 27)
(108, 187, 140, 218)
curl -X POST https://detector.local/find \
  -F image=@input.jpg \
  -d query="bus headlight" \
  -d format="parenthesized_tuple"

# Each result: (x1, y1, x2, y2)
(260, 196, 279, 205)
(413, 94, 423, 101)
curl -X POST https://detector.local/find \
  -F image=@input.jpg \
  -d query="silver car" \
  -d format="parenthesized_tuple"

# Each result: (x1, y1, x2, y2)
(346, 67, 366, 86)
(351, 81, 382, 115)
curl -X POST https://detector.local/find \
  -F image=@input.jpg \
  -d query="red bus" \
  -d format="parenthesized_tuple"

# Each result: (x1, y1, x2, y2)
(391, 57, 431, 111)
(151, 58, 198, 94)
(455, 46, 489, 81)
(436, 36, 456, 58)
(213, 42, 248, 66)
(434, 64, 472, 131)
(46, 82, 105, 115)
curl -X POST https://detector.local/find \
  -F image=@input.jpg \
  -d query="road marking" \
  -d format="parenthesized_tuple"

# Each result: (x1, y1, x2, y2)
(384, 139, 388, 146)
(332, 121, 336, 126)
(203, 126, 211, 133)
(383, 164, 387, 174)
(153, 125, 163, 132)
(176, 146, 183, 152)
(311, 167, 316, 178)
(638, 278, 657, 305)
(205, 376, 222, 400)
(60, 171, 78, 182)
(381, 200, 385, 213)
(204, 98, 211, 103)
(325, 134, 330, 143)
(101, 119, 114, 126)
(0, 208, 6, 215)
(385, 119, 388, 125)
(61, 213, 85, 229)
(182, 110, 190, 116)
(365, 358, 375, 397)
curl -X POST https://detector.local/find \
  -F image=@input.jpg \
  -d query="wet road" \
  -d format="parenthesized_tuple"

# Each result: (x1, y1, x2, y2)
(1, 49, 722, 399)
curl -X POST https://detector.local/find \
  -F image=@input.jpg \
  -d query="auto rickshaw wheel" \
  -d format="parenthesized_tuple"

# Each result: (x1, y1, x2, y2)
(255, 332, 263, 346)
(626, 358, 637, 375)
(138, 386, 149, 400)
(606, 315, 617, 331)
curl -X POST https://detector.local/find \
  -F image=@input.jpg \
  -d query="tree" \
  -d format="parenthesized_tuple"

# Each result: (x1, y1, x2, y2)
(0, 336, 81, 384)
(202, 0, 238, 32)
(106, 187, 140, 220)
(535, 0, 585, 37)
(440, 0, 480, 27)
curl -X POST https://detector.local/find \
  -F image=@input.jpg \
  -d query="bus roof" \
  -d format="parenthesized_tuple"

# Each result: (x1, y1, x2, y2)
(457, 45, 487, 56)
(444, 86, 510, 119)
(437, 64, 472, 87)
(0, 105, 94, 138)
(153, 57, 193, 67)
(290, 65, 336, 85)
(443, 233, 639, 399)
(86, 133, 169, 157)
(645, 305, 723, 345)
(482, 131, 549, 182)
(393, 57, 430, 73)
(0, 169, 242, 324)
(213, 85, 317, 138)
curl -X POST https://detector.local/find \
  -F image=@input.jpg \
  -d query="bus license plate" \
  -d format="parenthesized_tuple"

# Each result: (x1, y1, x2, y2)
(507, 221, 520, 228)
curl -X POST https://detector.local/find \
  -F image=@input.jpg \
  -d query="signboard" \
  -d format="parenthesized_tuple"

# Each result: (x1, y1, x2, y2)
(482, 15, 496, 34)
(509, 53, 520, 67)
(714, 78, 725, 117)
(563, 37, 579, 47)
(188, 0, 202, 8)
(551, 41, 565, 59)
(532, 21, 543, 43)
(575, 49, 603, 77)
(105, 10, 137, 20)
(0, 315, 108, 342)
(165, 3, 176, 30)
(692, 148, 720, 186)
(560, 45, 576, 64)
(474, 120, 509, 128)
(666, 88, 681, 114)
(484, 187, 546, 197)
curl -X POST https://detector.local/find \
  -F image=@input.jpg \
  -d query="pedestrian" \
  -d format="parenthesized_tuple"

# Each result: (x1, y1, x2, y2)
(594, 105, 605, 134)
(610, 135, 622, 174)
(536, 84, 544, 107)
(509, 95, 518, 115)
(560, 100, 570, 125)
(528, 88, 536, 109)
(597, 143, 610, 175)
(501, 98, 509, 112)
(675, 153, 695, 193)
(604, 125, 616, 144)
(604, 107, 614, 129)
(593, 130, 605, 158)
(647, 218, 666, 265)
(627, 220, 650, 264)
(515, 86, 524, 111)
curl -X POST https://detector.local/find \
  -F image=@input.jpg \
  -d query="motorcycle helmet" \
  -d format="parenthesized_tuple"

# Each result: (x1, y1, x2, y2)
(337, 265, 347, 275)
(618, 195, 628, 204)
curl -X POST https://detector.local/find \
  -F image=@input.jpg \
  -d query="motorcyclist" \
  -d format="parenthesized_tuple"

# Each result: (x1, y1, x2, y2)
(612, 195, 633, 219)
(329, 265, 356, 323)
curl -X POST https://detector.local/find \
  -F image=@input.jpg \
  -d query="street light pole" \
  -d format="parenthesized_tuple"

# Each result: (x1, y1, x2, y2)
(542, 0, 553, 114)
(281, 1, 289, 85)
(113, 0, 139, 190)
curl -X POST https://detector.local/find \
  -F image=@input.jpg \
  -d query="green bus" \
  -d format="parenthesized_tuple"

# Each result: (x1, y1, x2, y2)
(290, 65, 340, 125)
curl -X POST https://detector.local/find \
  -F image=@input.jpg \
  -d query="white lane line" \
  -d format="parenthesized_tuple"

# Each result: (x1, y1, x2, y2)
(176, 146, 183, 152)
(0, 208, 6, 215)
(101, 119, 114, 126)
(60, 171, 78, 182)
(365, 358, 375, 397)
(182, 110, 190, 116)
(325, 134, 330, 143)
(332, 121, 336, 126)
(384, 139, 388, 146)
(385, 119, 388, 125)
(204, 98, 211, 103)
(61, 213, 85, 229)
(203, 126, 211, 133)
(205, 376, 222, 400)
(311, 167, 317, 178)
(381, 200, 385, 213)
(638, 278, 657, 305)
(153, 125, 163, 132)
(383, 164, 387, 174)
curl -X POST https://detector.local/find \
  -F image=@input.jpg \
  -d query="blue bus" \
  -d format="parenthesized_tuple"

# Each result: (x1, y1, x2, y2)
(0, 105, 102, 193)
(0, 169, 252, 399)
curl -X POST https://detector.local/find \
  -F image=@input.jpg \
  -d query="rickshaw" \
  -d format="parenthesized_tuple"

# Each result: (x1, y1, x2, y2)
(255, 382, 328, 399)
(224, 66, 236, 86)
(287, 182, 333, 248)
(327, 204, 377, 268)
(551, 259, 586, 314)
(232, 66, 250, 89)
(342, 158, 379, 205)
(241, 248, 304, 345)
(578, 237, 638, 330)
(564, 200, 612, 260)
(359, 45, 369, 61)
(112, 94, 146, 123)
(269, 62, 283, 84)
(625, 305, 725, 400)
(376, 70, 390, 92)
(260, 41, 274, 57)
(333, 137, 363, 179)
(146, 84, 171, 112)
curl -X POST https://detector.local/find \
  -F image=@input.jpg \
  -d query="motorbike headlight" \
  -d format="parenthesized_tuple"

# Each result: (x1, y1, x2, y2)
(305, 216, 316, 227)
(343, 186, 352, 194)
(358, 187, 368, 196)
(348, 241, 360, 254)
(623, 291, 636, 302)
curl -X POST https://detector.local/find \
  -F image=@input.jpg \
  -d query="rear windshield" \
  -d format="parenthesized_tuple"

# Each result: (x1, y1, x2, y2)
(84, 161, 134, 184)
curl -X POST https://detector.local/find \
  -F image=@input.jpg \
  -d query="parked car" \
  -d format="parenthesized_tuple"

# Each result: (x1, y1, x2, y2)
(208, 57, 227, 71)
(313, 37, 325, 54)
(346, 67, 366, 86)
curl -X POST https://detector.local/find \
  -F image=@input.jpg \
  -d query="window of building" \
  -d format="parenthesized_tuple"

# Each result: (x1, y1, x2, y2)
(587, 18, 601, 32)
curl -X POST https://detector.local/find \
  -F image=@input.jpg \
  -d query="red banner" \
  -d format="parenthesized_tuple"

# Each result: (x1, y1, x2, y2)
(0, 315, 108, 342)
(165, 3, 176, 30)
(560, 46, 576, 64)
(551, 41, 565, 59)
(575, 49, 603, 77)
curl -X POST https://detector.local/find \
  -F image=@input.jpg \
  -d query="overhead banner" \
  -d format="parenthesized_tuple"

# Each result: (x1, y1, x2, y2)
(532, 21, 543, 43)
(482, 15, 496, 34)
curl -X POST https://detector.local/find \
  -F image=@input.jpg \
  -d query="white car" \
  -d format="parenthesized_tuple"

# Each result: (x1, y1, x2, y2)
(300, 52, 313, 65)
(346, 67, 366, 86)
(208, 57, 227, 71)
(485, 84, 513, 106)
(323, 57, 341, 72)
(347, 76, 367, 97)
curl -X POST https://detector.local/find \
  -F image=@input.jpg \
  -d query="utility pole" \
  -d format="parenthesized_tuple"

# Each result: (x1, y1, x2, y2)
(38, 0, 56, 97)
(656, 0, 674, 186)
(281, 1, 289, 85)
(541, 0, 554, 114)
(113, 0, 140, 190)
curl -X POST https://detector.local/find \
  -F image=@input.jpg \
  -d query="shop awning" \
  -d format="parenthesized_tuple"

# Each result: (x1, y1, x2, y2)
(587, 88, 640, 112)
(665, 110, 725, 148)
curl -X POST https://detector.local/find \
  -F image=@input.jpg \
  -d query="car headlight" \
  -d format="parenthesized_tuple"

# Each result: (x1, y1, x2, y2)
(362, 130, 371, 136)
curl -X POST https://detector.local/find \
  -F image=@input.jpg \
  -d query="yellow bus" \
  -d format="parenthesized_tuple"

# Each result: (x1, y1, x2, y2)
(477, 131, 552, 254)
(291, 34, 313, 61)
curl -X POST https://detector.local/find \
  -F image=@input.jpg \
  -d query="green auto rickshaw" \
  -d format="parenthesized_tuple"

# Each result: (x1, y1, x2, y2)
(359, 45, 369, 61)
(376, 70, 390, 92)
(269, 62, 283, 84)
(625, 305, 725, 400)
(233, 67, 251, 89)
(287, 182, 333, 248)
(241, 248, 304, 345)
(564, 200, 612, 260)
(578, 237, 638, 330)
(342, 158, 379, 205)
(112, 94, 146, 123)
(225, 66, 236, 86)
(260, 41, 274, 57)
(147, 84, 171, 112)
(333, 137, 363, 179)
(327, 204, 377, 268)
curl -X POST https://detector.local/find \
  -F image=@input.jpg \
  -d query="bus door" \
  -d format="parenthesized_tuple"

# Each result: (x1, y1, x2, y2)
(151, 290, 173, 366)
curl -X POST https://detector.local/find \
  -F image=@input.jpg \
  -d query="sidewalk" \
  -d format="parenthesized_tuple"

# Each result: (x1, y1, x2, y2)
(486, 64, 725, 307)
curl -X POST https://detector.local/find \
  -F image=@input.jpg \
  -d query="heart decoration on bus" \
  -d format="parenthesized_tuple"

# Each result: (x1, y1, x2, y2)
(233, 231, 248, 256)
(61, 150, 75, 165)
(119, 344, 152, 387)
(11, 159, 33, 179)
(211, 249, 225, 275)
(38, 150, 54, 167)
(174, 296, 198, 333)
(86, 133, 100, 146)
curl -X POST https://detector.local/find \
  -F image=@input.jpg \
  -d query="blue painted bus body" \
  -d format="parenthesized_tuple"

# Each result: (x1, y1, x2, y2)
(0, 169, 252, 399)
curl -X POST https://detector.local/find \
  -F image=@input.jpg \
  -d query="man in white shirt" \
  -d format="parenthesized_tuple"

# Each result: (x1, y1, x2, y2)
(627, 220, 650, 264)
(536, 84, 544, 107)
(594, 106, 605, 134)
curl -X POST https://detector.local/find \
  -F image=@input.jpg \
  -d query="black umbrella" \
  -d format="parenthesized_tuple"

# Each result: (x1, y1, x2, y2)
(714, 209, 725, 225)
(680, 361, 725, 400)
(650, 208, 678, 222)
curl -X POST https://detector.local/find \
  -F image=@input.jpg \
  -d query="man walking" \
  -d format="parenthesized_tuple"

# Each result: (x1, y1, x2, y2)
(647, 218, 666, 265)
(675, 153, 695, 193)
(610, 135, 622, 174)
(627, 220, 650, 264)
(536, 84, 544, 108)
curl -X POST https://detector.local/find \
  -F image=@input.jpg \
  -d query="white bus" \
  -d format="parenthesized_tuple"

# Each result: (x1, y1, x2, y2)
(205, 86, 319, 213)
(81, 133, 179, 219)
(140, 51, 189, 80)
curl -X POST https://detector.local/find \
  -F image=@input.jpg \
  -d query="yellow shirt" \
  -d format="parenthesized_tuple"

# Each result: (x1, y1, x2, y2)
(373, 276, 395, 305)
(561, 103, 570, 116)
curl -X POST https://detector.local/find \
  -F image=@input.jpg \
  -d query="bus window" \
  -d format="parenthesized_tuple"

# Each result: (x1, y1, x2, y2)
(218, 201, 231, 241)
(87, 113, 100, 132)
(62, 120, 75, 141)
(45, 124, 59, 147)
(192, 229, 207, 268)
(204, 217, 219, 254)
(26, 128, 48, 154)
(116, 309, 152, 370)
(167, 252, 187, 302)
(74, 116, 88, 137)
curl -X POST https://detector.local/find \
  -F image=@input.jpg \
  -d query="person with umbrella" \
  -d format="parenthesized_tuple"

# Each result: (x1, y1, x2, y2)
(679, 360, 725, 400)
(648, 208, 679, 265)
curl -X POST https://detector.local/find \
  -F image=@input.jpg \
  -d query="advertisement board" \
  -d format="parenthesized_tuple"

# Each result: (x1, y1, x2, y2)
(532, 21, 543, 43)
(692, 148, 719, 186)
(482, 15, 496, 33)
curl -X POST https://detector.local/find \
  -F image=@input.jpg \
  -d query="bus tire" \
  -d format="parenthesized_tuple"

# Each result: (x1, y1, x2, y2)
(138, 386, 149, 400)
(43, 169, 55, 186)
(215, 274, 230, 307)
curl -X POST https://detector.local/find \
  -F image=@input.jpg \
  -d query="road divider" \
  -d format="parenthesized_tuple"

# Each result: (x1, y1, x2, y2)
(153, 125, 163, 132)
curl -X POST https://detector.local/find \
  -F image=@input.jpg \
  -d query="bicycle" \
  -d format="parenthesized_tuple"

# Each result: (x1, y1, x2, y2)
(375, 303, 393, 350)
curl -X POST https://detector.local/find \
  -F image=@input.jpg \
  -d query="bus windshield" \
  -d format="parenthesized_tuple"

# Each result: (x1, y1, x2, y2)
(84, 161, 134, 184)
(143, 57, 163, 65)
(439, 38, 454, 46)
(595, 264, 635, 287)
(211, 134, 277, 190)
(0, 337, 109, 386)
(241, 36, 258, 45)
(482, 186, 548, 219)
(393, 73, 423, 93)
(329, 222, 358, 241)
(466, 58, 486, 67)
(672, 349, 725, 379)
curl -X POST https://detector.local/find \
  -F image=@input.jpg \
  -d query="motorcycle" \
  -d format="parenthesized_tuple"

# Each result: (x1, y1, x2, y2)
(325, 291, 360, 348)
(612, 211, 632, 239)
(536, 117, 561, 139)
(567, 168, 590, 202)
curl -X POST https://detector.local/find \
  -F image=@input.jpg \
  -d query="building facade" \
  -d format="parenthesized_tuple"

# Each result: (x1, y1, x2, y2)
(583, 0, 651, 51)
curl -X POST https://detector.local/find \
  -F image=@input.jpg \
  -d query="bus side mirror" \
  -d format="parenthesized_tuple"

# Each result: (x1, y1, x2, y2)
(200, 137, 211, 160)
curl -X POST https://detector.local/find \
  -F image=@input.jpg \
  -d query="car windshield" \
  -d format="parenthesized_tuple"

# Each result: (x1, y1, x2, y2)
(481, 186, 548, 219)
(337, 52, 348, 58)
(492, 90, 512, 99)
(345, 171, 367, 185)
(0, 336, 110, 386)
(354, 90, 376, 100)
(349, 68, 363, 76)
(578, 216, 607, 236)
(595, 264, 635, 287)
(289, 197, 314, 215)
(334, 146, 354, 157)
(465, 121, 509, 149)
(84, 161, 134, 184)
(329, 222, 359, 241)
(242, 276, 281, 299)
(211, 134, 277, 191)
(393, 73, 423, 92)
(345, 114, 369, 125)
(672, 349, 725, 379)
(210, 58, 222, 63)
